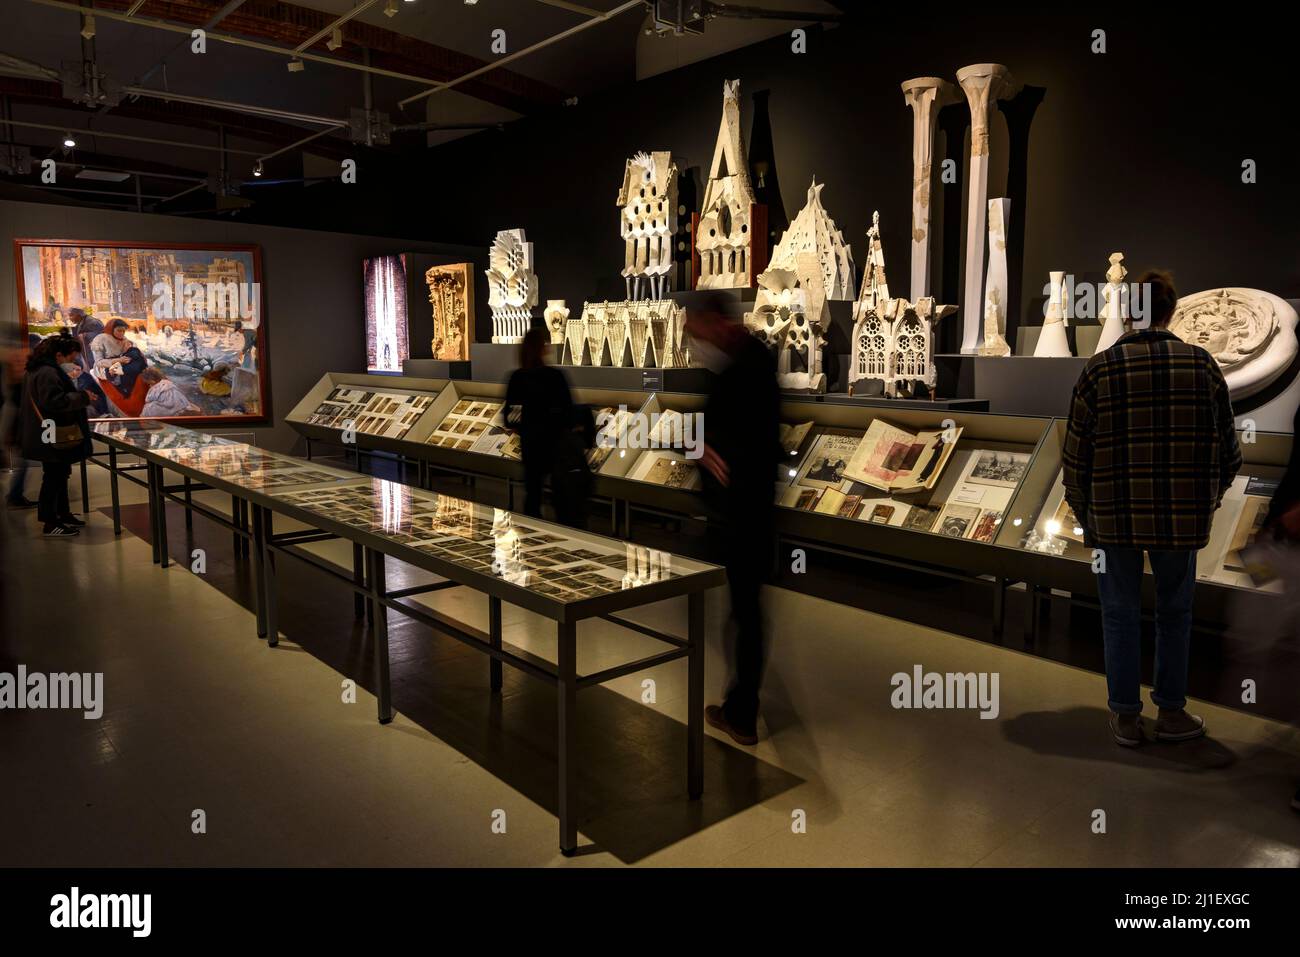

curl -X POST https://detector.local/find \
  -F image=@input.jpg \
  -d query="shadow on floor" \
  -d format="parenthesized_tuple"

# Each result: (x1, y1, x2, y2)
(117, 501, 803, 863)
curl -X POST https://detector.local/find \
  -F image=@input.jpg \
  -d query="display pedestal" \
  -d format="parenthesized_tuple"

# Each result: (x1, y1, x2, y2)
(934, 354, 1087, 417)
(403, 359, 471, 379)
(469, 342, 560, 383)
(794, 392, 989, 413)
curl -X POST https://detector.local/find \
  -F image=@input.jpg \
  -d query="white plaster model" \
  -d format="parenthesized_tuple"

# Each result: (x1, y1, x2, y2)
(485, 228, 538, 344)
(561, 299, 689, 369)
(696, 79, 757, 290)
(766, 177, 855, 302)
(849, 211, 891, 388)
(543, 299, 569, 346)
(978, 197, 1012, 356)
(1170, 287, 1299, 399)
(847, 212, 955, 397)
(956, 63, 1018, 352)
(745, 265, 828, 393)
(901, 76, 958, 301)
(1093, 252, 1127, 353)
(617, 150, 678, 300)
(1033, 270, 1073, 357)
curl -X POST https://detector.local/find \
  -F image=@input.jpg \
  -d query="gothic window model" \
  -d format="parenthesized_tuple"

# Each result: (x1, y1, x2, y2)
(617, 151, 678, 300)
(561, 300, 689, 369)
(424, 262, 473, 362)
(485, 228, 538, 344)
(850, 211, 892, 390)
(696, 79, 757, 290)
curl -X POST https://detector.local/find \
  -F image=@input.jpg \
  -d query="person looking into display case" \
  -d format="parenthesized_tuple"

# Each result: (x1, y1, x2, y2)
(503, 326, 591, 527)
(19, 335, 94, 537)
(686, 294, 781, 747)
(1063, 270, 1241, 748)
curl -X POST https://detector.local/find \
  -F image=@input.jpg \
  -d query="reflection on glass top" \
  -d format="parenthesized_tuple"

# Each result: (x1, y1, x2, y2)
(149, 443, 353, 491)
(271, 479, 718, 600)
(92, 419, 235, 450)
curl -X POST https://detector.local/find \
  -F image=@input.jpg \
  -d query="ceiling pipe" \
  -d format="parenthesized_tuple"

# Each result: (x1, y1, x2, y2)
(3, 118, 263, 156)
(122, 86, 349, 128)
(25, 0, 472, 92)
(398, 0, 644, 109)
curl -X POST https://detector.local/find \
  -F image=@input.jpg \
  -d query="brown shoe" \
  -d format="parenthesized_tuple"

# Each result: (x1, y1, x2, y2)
(1109, 712, 1143, 747)
(1154, 708, 1206, 742)
(705, 705, 758, 746)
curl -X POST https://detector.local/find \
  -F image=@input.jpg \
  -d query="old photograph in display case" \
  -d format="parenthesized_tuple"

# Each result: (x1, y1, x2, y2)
(15, 239, 268, 424)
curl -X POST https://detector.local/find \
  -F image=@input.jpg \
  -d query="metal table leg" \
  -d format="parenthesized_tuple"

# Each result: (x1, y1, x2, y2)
(305, 438, 312, 461)
(488, 595, 503, 692)
(232, 495, 240, 554)
(368, 548, 393, 724)
(352, 543, 366, 620)
(687, 590, 704, 799)
(251, 503, 268, 639)
(156, 467, 170, 569)
(108, 446, 121, 535)
(262, 507, 277, 646)
(557, 620, 577, 855)
(79, 458, 89, 514)
(146, 464, 160, 564)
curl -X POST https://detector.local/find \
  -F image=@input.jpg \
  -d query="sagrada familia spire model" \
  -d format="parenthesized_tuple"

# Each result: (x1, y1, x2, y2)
(695, 79, 758, 290)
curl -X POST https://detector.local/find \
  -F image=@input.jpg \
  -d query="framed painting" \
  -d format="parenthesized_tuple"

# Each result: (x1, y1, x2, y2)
(363, 254, 409, 374)
(14, 239, 269, 425)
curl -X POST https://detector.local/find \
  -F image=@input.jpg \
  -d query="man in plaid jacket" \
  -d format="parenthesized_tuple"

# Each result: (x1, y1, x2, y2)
(1064, 270, 1241, 748)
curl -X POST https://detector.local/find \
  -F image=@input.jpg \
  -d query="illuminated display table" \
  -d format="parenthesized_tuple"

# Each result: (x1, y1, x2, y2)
(90, 421, 726, 854)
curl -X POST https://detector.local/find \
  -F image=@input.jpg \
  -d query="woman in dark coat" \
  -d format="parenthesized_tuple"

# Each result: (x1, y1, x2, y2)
(20, 335, 93, 537)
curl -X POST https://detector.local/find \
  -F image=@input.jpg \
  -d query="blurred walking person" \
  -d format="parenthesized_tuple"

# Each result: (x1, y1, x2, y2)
(686, 296, 781, 746)
(1064, 271, 1241, 747)
(20, 335, 94, 537)
(3, 329, 34, 509)
(503, 327, 590, 527)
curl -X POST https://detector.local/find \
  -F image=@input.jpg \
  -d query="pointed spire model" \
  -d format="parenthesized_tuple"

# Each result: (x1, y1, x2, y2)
(696, 79, 758, 290)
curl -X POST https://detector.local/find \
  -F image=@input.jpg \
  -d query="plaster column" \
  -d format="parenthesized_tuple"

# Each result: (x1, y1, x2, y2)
(901, 76, 958, 302)
(956, 63, 1017, 352)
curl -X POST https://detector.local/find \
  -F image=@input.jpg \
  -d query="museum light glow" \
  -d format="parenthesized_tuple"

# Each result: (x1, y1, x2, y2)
(62, 133, 76, 148)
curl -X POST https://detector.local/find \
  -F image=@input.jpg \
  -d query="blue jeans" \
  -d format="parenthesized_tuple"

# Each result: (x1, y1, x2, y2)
(1095, 547, 1197, 714)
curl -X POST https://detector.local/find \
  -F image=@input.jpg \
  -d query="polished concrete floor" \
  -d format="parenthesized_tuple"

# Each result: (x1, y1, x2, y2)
(2, 461, 1299, 867)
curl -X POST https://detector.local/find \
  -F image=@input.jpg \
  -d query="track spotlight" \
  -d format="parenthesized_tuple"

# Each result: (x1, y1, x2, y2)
(252, 161, 264, 178)
(62, 132, 76, 148)
(384, 0, 398, 16)
(327, 27, 343, 51)
(287, 57, 305, 72)
(80, 14, 96, 39)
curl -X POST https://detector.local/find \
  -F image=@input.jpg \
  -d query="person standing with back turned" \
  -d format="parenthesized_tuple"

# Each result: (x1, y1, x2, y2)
(1063, 270, 1241, 748)
(686, 294, 781, 746)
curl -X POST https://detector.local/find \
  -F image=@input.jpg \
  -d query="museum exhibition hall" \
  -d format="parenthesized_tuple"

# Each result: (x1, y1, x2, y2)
(0, 0, 1297, 929)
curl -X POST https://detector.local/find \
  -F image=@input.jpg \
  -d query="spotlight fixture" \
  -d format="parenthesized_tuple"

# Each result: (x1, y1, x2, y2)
(62, 132, 76, 148)
(384, 0, 398, 16)
(252, 161, 264, 178)
(327, 27, 342, 51)
(287, 57, 304, 72)
(80, 14, 96, 39)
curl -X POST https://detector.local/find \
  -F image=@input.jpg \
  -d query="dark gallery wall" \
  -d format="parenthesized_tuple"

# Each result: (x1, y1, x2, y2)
(251, 10, 1298, 353)
(0, 197, 477, 451)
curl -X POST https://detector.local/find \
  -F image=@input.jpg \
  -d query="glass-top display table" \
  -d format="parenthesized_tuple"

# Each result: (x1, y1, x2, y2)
(90, 421, 726, 854)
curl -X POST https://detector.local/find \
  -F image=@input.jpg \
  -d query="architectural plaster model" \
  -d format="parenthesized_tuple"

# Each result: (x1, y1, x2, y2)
(617, 151, 678, 300)
(423, 262, 474, 362)
(901, 76, 958, 301)
(485, 228, 538, 345)
(696, 80, 757, 290)
(1170, 287, 1299, 399)
(560, 299, 689, 369)
(543, 300, 569, 346)
(1093, 252, 1127, 353)
(766, 178, 855, 301)
(1033, 270, 1073, 357)
(956, 63, 1018, 352)
(978, 198, 1012, 356)
(848, 212, 955, 397)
